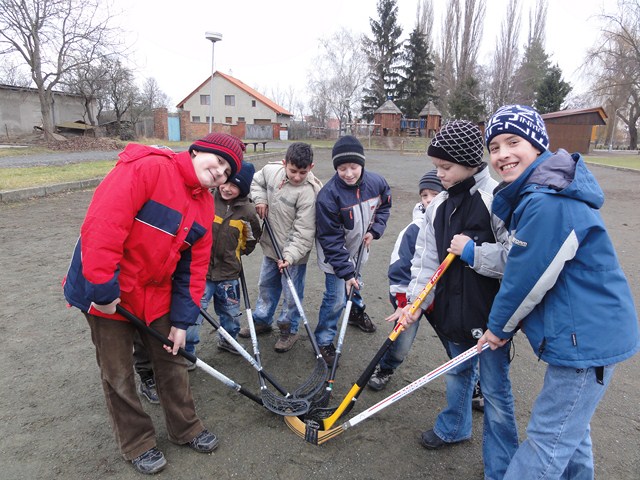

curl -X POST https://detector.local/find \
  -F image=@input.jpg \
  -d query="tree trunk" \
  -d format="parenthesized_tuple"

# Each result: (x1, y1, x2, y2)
(36, 87, 55, 141)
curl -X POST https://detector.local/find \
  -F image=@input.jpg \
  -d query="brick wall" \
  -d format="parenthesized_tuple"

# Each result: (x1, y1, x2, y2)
(153, 108, 168, 140)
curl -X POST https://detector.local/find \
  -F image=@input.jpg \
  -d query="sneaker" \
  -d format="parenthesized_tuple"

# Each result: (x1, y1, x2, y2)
(274, 332, 299, 353)
(238, 324, 272, 338)
(348, 308, 376, 333)
(217, 337, 241, 355)
(186, 359, 197, 371)
(131, 447, 167, 474)
(319, 343, 338, 367)
(472, 381, 484, 412)
(188, 429, 219, 453)
(420, 429, 450, 450)
(367, 366, 394, 391)
(137, 377, 159, 404)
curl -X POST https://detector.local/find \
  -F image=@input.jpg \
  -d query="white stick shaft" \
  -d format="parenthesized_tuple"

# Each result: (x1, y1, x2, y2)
(343, 343, 489, 430)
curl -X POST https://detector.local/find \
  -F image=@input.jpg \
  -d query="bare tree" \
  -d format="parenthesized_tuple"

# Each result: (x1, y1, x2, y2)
(436, 0, 486, 119)
(488, 0, 522, 112)
(140, 77, 170, 111)
(0, 0, 122, 140)
(586, 0, 640, 149)
(308, 28, 369, 132)
(100, 58, 139, 140)
(0, 58, 31, 87)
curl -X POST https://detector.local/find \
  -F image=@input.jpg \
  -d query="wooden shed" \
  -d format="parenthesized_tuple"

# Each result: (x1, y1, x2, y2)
(373, 99, 402, 136)
(541, 107, 607, 154)
(419, 101, 442, 138)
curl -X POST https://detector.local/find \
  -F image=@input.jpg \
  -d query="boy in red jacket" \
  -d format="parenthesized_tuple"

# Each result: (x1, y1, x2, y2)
(64, 133, 244, 475)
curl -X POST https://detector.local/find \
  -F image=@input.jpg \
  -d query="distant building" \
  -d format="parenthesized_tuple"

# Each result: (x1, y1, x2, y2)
(0, 83, 95, 137)
(175, 71, 293, 140)
(373, 99, 402, 136)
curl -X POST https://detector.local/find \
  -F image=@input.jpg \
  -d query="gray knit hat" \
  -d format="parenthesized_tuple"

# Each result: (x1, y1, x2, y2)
(332, 135, 365, 169)
(418, 169, 443, 193)
(427, 120, 484, 167)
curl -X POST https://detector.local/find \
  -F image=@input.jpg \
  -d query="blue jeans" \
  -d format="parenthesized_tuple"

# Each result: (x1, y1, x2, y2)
(433, 340, 519, 480)
(186, 279, 241, 354)
(252, 257, 307, 334)
(504, 364, 615, 480)
(314, 272, 365, 346)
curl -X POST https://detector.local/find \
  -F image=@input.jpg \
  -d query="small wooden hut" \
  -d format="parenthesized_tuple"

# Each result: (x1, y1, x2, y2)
(373, 99, 402, 136)
(419, 101, 442, 137)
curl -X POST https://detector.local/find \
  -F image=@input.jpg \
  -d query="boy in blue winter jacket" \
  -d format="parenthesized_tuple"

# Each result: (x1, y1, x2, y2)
(314, 135, 392, 366)
(480, 104, 640, 479)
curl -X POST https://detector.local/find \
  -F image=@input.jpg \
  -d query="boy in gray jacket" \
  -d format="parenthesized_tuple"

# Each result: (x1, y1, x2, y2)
(238, 143, 323, 352)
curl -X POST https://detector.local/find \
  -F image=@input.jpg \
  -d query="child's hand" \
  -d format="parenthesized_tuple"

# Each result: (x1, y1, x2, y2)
(345, 277, 359, 294)
(277, 259, 290, 272)
(399, 304, 422, 326)
(256, 204, 268, 219)
(165, 327, 186, 355)
(363, 232, 374, 250)
(448, 234, 472, 255)
(385, 306, 404, 323)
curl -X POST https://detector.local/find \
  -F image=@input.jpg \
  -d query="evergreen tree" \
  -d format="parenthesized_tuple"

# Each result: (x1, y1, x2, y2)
(361, 0, 404, 120)
(396, 26, 436, 118)
(512, 38, 550, 106)
(535, 64, 572, 113)
(448, 75, 486, 121)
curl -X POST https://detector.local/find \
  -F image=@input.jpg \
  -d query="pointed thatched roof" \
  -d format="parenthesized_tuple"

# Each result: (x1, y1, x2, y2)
(375, 99, 402, 114)
(419, 101, 441, 117)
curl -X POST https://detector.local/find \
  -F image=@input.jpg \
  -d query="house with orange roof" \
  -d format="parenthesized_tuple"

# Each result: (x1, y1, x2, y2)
(175, 71, 293, 140)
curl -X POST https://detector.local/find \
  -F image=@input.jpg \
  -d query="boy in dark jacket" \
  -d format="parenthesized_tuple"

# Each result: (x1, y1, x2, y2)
(394, 121, 516, 479)
(185, 161, 261, 364)
(63, 133, 244, 475)
(480, 104, 639, 479)
(314, 135, 392, 365)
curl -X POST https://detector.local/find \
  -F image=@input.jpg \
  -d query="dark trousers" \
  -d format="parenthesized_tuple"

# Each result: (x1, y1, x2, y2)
(85, 313, 204, 460)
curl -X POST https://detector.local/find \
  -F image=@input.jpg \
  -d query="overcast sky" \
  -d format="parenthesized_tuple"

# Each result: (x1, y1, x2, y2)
(112, 0, 610, 110)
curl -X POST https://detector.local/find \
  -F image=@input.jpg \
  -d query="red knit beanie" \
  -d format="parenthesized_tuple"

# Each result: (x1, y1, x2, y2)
(189, 133, 245, 178)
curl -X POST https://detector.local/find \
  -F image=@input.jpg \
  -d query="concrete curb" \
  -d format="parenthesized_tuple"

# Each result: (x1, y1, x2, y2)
(0, 151, 282, 204)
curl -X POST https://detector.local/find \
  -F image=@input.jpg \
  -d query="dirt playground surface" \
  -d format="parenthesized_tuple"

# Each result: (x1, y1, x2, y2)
(1, 149, 638, 479)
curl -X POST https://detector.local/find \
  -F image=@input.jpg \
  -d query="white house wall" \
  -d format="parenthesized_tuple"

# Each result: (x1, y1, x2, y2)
(0, 87, 92, 136)
(181, 76, 279, 125)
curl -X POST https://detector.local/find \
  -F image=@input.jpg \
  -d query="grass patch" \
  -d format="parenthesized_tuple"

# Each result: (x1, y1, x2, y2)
(0, 161, 115, 190)
(583, 155, 640, 170)
(0, 146, 54, 157)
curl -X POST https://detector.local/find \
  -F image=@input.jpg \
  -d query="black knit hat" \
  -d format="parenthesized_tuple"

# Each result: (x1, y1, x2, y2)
(230, 161, 255, 197)
(332, 135, 365, 169)
(485, 104, 549, 153)
(418, 169, 443, 193)
(428, 120, 484, 167)
(189, 133, 245, 179)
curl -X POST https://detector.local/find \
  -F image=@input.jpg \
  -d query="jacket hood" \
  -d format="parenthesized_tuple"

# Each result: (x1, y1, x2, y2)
(493, 149, 604, 223)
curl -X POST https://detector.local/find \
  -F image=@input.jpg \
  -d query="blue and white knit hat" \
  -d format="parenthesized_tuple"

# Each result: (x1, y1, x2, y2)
(485, 105, 549, 153)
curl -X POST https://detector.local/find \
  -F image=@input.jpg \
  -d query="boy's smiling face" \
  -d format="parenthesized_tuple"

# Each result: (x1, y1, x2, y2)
(283, 160, 313, 186)
(336, 162, 362, 185)
(192, 151, 231, 188)
(488, 133, 540, 183)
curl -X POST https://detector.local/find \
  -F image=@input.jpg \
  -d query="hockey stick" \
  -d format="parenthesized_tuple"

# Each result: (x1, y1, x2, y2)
(309, 237, 367, 409)
(287, 253, 457, 433)
(236, 267, 310, 416)
(261, 217, 328, 400)
(198, 301, 309, 416)
(288, 342, 489, 445)
(115, 304, 263, 408)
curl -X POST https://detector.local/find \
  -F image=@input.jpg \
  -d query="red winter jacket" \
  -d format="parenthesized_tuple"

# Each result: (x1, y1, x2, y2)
(64, 144, 214, 329)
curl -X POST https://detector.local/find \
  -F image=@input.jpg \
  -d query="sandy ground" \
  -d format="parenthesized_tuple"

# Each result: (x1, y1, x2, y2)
(0, 149, 638, 480)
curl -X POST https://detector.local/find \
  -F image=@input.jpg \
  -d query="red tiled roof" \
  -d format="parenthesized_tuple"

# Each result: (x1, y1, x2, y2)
(176, 71, 293, 117)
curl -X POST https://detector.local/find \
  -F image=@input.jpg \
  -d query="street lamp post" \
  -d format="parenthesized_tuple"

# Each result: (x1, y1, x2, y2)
(205, 31, 223, 133)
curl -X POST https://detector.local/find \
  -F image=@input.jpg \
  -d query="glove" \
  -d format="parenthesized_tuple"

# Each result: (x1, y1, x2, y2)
(90, 298, 121, 315)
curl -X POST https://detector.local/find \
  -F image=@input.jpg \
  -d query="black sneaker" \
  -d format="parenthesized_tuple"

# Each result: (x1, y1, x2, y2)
(319, 343, 337, 367)
(472, 381, 484, 412)
(137, 377, 159, 404)
(368, 366, 394, 391)
(420, 429, 449, 450)
(217, 337, 241, 355)
(348, 308, 376, 333)
(131, 447, 167, 474)
(188, 429, 219, 453)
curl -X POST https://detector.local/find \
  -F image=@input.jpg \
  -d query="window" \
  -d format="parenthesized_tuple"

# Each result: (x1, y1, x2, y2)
(238, 117, 245, 122)
(251, 100, 256, 107)
(192, 116, 201, 122)
(200, 95, 210, 106)
(206, 116, 212, 124)
(225, 117, 232, 124)
(224, 95, 235, 106)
